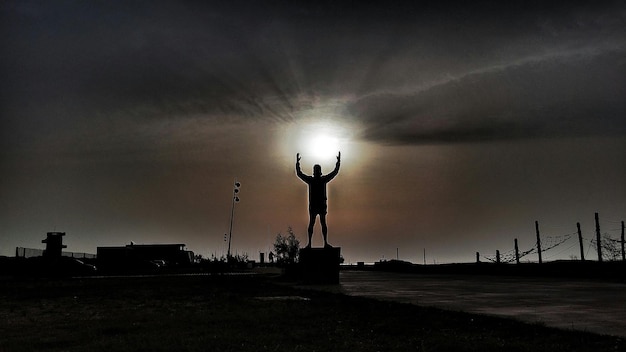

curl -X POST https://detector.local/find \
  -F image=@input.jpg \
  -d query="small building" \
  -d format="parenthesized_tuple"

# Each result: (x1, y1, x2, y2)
(97, 243, 194, 271)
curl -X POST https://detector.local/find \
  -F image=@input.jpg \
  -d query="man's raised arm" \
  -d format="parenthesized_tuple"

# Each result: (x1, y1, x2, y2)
(296, 153, 307, 180)
(326, 151, 341, 180)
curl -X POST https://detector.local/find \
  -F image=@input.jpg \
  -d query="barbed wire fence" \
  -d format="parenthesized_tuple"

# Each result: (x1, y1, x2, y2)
(479, 214, 624, 264)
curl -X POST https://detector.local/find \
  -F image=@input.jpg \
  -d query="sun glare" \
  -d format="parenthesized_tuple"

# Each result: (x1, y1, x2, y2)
(308, 134, 340, 159)
(291, 121, 347, 164)
(276, 99, 368, 169)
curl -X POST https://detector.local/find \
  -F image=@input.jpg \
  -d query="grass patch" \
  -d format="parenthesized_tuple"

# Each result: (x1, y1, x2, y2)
(0, 275, 623, 351)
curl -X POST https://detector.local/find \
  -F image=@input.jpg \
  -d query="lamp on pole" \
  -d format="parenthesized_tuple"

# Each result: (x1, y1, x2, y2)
(227, 180, 241, 260)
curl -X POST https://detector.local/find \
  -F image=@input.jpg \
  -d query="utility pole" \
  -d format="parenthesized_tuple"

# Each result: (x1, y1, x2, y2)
(227, 180, 241, 260)
(535, 221, 542, 264)
(577, 222, 585, 261)
(514, 238, 520, 264)
(595, 212, 602, 262)
(622, 220, 626, 261)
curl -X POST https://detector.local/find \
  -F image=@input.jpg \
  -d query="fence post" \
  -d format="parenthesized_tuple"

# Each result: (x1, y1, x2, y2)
(535, 221, 542, 264)
(476, 252, 480, 263)
(577, 222, 585, 261)
(595, 212, 602, 262)
(514, 238, 520, 264)
(496, 250, 501, 264)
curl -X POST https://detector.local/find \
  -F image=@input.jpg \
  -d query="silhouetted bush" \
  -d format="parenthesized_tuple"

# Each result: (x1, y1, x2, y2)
(273, 227, 300, 266)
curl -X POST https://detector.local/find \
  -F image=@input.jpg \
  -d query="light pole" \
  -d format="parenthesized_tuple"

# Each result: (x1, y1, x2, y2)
(227, 180, 241, 260)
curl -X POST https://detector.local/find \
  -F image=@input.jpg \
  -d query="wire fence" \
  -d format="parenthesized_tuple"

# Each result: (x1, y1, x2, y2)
(481, 217, 625, 263)
(15, 247, 96, 259)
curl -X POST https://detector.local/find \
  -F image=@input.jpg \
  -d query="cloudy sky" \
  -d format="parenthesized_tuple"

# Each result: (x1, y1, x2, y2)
(1, 1, 625, 263)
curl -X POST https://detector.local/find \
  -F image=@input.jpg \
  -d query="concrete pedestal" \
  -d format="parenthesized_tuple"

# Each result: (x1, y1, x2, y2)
(298, 247, 341, 284)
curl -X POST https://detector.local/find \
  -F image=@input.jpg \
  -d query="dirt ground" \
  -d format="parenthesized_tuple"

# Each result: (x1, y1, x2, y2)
(0, 274, 623, 352)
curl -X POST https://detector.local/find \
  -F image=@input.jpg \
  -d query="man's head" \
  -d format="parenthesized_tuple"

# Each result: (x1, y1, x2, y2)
(313, 164, 322, 177)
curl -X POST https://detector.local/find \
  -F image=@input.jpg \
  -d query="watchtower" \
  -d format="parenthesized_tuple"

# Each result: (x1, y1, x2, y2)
(42, 232, 67, 258)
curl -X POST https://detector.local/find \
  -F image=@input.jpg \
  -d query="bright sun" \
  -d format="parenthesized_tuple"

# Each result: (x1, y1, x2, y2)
(292, 121, 346, 163)
(278, 100, 364, 167)
(308, 134, 340, 159)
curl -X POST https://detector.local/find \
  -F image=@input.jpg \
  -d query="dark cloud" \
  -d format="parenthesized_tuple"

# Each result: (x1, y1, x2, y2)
(351, 44, 626, 144)
(2, 0, 625, 148)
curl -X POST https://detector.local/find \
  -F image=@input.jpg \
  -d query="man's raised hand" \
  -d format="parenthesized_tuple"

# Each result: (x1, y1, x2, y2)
(337, 151, 341, 162)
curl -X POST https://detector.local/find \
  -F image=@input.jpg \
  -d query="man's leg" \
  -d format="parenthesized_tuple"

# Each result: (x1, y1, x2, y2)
(320, 213, 330, 247)
(307, 212, 316, 248)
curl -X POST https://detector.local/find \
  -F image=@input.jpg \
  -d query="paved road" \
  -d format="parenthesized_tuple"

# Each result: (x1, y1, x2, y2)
(338, 271, 626, 337)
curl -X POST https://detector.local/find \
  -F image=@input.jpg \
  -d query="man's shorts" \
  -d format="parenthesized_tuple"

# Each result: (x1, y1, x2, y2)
(309, 204, 328, 215)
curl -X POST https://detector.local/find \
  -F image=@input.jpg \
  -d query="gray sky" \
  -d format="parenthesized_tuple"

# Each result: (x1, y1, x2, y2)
(1, 1, 625, 263)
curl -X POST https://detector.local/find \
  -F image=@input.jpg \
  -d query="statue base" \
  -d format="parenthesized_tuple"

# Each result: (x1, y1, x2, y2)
(298, 247, 341, 284)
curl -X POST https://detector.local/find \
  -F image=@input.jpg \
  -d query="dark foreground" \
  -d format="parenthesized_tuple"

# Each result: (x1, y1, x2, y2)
(0, 275, 623, 352)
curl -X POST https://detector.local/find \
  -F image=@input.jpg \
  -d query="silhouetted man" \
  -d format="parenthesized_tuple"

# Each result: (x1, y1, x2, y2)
(296, 152, 341, 248)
